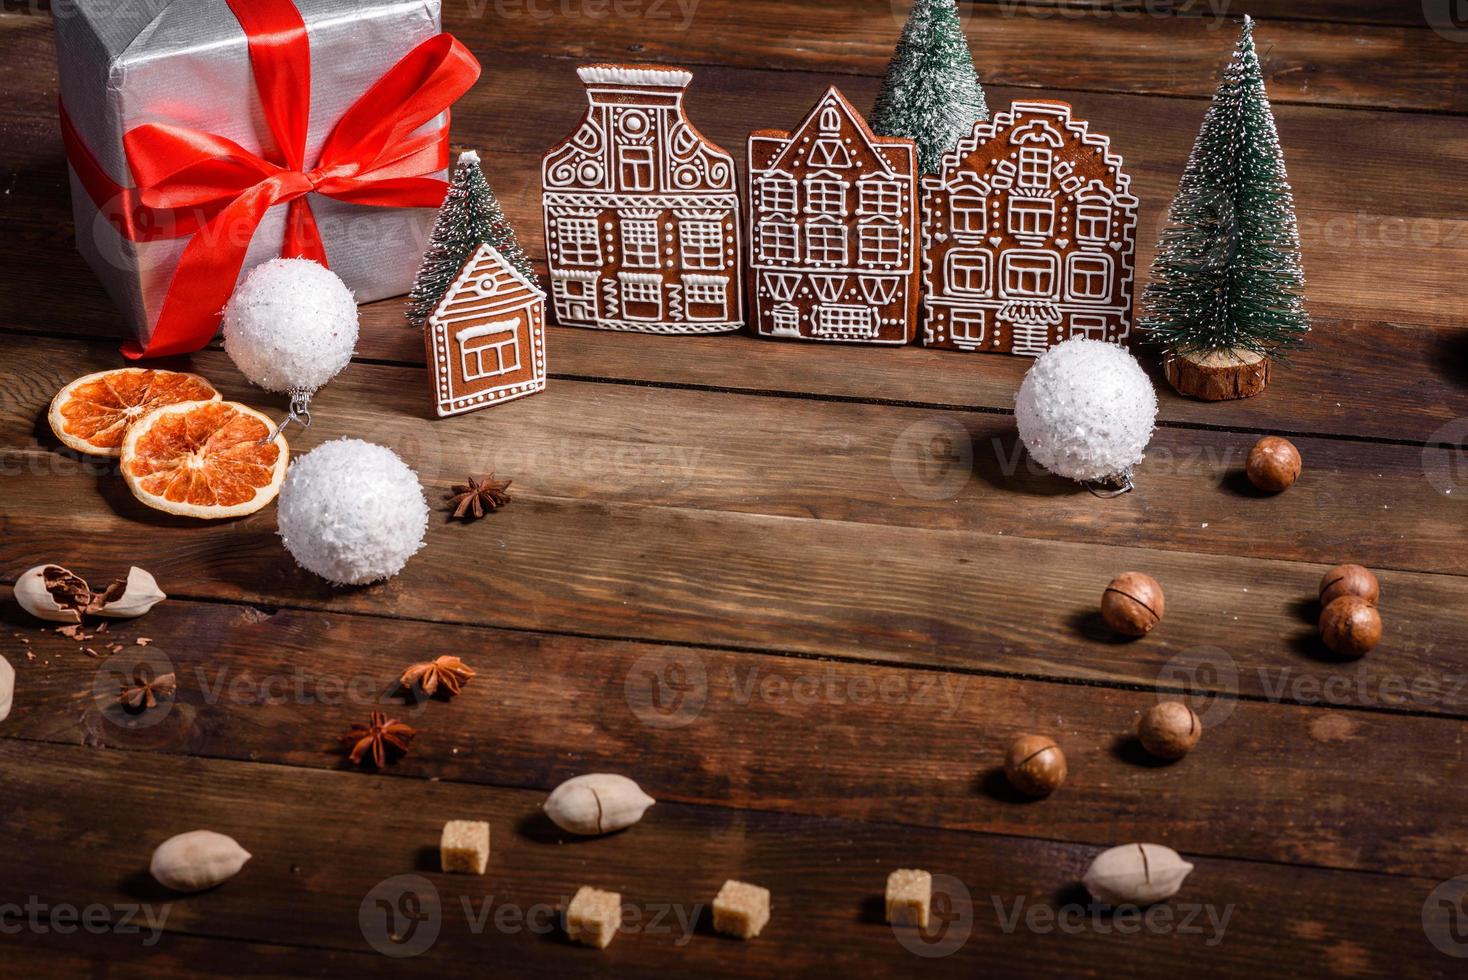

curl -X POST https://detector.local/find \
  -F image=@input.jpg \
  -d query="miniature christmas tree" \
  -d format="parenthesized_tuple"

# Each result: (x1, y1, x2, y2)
(1142, 16, 1309, 401)
(871, 0, 988, 174)
(406, 150, 535, 327)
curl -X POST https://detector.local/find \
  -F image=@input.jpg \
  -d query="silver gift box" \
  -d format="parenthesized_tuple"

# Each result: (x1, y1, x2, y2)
(54, 0, 446, 347)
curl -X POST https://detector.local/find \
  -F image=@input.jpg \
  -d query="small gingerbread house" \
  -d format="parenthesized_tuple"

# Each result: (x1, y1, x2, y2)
(920, 100, 1138, 356)
(746, 87, 920, 345)
(424, 243, 547, 418)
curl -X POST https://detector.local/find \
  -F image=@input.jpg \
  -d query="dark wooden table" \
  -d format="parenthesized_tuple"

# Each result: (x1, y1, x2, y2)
(3, 1, 1467, 975)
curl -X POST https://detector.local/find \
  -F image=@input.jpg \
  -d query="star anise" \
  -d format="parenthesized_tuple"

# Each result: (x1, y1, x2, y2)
(446, 474, 512, 519)
(340, 711, 417, 768)
(118, 667, 176, 711)
(400, 655, 476, 698)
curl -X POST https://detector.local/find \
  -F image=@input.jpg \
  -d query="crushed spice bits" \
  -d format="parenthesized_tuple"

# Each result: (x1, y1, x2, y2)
(446, 474, 512, 520)
(400, 655, 476, 698)
(118, 668, 176, 711)
(341, 712, 418, 768)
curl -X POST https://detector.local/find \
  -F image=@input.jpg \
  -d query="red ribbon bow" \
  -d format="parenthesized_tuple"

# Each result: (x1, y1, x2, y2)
(71, 0, 479, 359)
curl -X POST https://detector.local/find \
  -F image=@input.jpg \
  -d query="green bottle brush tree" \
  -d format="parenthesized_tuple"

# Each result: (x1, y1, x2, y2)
(406, 150, 535, 328)
(1141, 16, 1310, 401)
(871, 0, 988, 175)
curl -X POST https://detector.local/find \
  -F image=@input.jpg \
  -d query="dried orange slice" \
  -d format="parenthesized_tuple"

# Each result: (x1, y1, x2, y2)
(49, 368, 220, 457)
(120, 400, 288, 519)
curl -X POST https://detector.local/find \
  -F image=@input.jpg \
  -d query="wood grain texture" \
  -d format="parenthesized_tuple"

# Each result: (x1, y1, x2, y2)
(0, 740, 1449, 977)
(4, 0, 1468, 974)
(4, 239, 1467, 444)
(4, 446, 1467, 718)
(4, 335, 1466, 573)
(4, 593, 1467, 877)
(8, 3, 1466, 113)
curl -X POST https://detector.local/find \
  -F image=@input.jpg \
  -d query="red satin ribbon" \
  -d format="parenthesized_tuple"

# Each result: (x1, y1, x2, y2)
(62, 0, 480, 359)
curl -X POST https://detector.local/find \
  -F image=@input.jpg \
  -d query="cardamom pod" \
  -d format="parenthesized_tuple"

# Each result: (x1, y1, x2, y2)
(150, 830, 251, 892)
(544, 773, 654, 835)
(13, 564, 166, 623)
(1083, 843, 1193, 906)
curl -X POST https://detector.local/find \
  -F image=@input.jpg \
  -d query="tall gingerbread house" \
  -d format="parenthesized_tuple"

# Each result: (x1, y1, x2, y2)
(747, 87, 919, 345)
(920, 100, 1138, 356)
(541, 64, 743, 334)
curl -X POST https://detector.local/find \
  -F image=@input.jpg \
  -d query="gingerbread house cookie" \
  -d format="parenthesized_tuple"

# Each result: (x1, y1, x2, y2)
(541, 64, 743, 334)
(920, 100, 1138, 356)
(747, 87, 920, 345)
(424, 243, 547, 418)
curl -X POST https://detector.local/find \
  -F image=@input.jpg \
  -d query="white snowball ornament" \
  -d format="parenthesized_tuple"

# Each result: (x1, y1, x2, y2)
(1015, 338, 1158, 490)
(223, 258, 358, 427)
(277, 439, 428, 586)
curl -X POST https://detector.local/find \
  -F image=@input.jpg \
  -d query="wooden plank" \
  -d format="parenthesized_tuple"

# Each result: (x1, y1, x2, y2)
(2, 443, 1465, 716)
(0, 929, 429, 980)
(4, 335, 1466, 572)
(10, 3, 1466, 114)
(6, 594, 1468, 876)
(967, 0, 1434, 28)
(0, 740, 1444, 975)
(434, 0, 1468, 113)
(2, 238, 1464, 446)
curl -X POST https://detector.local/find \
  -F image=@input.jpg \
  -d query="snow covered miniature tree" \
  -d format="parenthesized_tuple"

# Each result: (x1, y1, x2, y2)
(871, 0, 988, 174)
(1142, 16, 1309, 401)
(406, 150, 535, 327)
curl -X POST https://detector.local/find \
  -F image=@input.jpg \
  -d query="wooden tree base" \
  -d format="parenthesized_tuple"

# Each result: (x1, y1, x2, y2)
(1163, 348, 1271, 401)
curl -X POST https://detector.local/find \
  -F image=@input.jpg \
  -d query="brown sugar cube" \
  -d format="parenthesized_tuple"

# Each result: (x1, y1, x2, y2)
(439, 820, 490, 875)
(565, 886, 622, 949)
(885, 869, 931, 928)
(712, 879, 770, 939)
